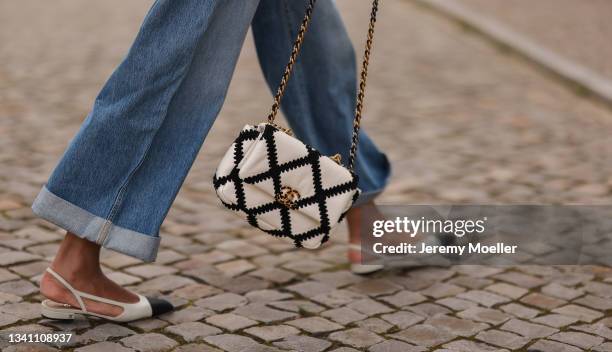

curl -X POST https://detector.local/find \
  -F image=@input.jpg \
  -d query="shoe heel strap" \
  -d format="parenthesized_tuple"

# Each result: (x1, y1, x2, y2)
(348, 243, 362, 251)
(45, 268, 86, 312)
(46, 268, 138, 309)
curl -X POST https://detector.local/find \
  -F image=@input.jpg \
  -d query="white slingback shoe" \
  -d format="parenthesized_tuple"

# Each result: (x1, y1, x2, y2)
(349, 243, 385, 275)
(41, 268, 173, 322)
(350, 233, 456, 275)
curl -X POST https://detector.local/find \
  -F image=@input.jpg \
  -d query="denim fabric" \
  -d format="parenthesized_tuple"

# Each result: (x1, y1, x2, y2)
(32, 0, 391, 262)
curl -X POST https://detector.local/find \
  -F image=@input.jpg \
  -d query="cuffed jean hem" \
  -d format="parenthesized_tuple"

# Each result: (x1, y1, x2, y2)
(353, 155, 392, 207)
(31, 186, 160, 262)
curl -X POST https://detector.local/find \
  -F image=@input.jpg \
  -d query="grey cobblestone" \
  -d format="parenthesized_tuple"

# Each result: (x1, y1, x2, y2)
(172, 344, 222, 352)
(457, 307, 510, 325)
(426, 314, 489, 337)
(380, 311, 425, 329)
(286, 316, 343, 333)
(0, 268, 19, 283)
(442, 339, 505, 352)
(9, 261, 49, 278)
(160, 306, 213, 324)
(75, 342, 135, 352)
(355, 317, 394, 334)
(380, 291, 427, 308)
(273, 335, 331, 352)
(595, 343, 612, 352)
(267, 299, 325, 314)
(407, 303, 452, 317)
(311, 289, 365, 308)
(575, 294, 612, 311)
(286, 281, 334, 297)
(553, 304, 604, 322)
(164, 322, 221, 342)
(346, 298, 394, 316)
(573, 323, 612, 340)
(456, 290, 510, 308)
(500, 318, 557, 339)
(0, 279, 38, 296)
(475, 329, 529, 350)
(330, 348, 360, 352)
(249, 268, 296, 284)
(532, 314, 579, 328)
(0, 302, 40, 321)
(205, 313, 257, 332)
(121, 333, 178, 352)
(390, 324, 456, 347)
(436, 297, 479, 311)
(541, 283, 584, 300)
(448, 276, 493, 290)
(204, 334, 265, 352)
(215, 259, 256, 277)
(171, 283, 222, 300)
(528, 339, 583, 352)
(195, 293, 247, 312)
(127, 318, 168, 332)
(368, 340, 425, 352)
(420, 283, 466, 299)
(78, 323, 135, 343)
(137, 275, 194, 293)
(329, 328, 384, 349)
(0, 314, 20, 327)
(41, 317, 90, 331)
(346, 279, 402, 297)
(584, 282, 612, 298)
(244, 289, 292, 303)
(243, 325, 299, 342)
(550, 331, 604, 349)
(282, 259, 333, 275)
(500, 303, 540, 319)
(309, 271, 364, 288)
(321, 307, 367, 325)
(0, 252, 40, 266)
(233, 303, 298, 323)
(493, 272, 546, 289)
(484, 283, 528, 299)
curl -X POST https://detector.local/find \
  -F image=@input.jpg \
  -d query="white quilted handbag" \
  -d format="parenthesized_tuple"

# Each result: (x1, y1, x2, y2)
(214, 0, 380, 248)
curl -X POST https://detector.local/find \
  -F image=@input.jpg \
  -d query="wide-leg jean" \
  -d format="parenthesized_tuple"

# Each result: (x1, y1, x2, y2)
(32, 0, 391, 262)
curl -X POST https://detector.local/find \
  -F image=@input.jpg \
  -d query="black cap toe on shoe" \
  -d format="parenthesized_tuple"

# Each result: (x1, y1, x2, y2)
(146, 297, 174, 316)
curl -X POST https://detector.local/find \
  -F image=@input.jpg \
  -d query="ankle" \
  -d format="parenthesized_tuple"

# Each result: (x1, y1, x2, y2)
(49, 263, 103, 284)
(51, 232, 102, 282)
(347, 201, 376, 241)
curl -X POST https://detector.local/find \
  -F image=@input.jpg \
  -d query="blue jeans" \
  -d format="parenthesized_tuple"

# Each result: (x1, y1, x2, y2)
(32, 0, 390, 262)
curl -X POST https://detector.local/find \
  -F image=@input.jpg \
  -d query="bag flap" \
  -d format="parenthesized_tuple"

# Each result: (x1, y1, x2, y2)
(238, 124, 355, 198)
(234, 124, 357, 224)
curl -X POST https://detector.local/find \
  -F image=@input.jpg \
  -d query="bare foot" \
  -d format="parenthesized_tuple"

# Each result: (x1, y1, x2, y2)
(40, 232, 139, 317)
(346, 201, 383, 264)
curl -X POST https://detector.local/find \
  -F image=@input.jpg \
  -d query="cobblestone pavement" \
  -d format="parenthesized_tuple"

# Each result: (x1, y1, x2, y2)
(1, 0, 612, 351)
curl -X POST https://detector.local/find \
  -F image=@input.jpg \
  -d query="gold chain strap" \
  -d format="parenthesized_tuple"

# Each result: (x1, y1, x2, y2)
(348, 0, 379, 171)
(267, 0, 317, 124)
(266, 0, 380, 172)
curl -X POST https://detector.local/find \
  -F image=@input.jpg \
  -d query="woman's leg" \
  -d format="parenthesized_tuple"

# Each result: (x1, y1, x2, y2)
(35, 0, 260, 316)
(251, 0, 391, 262)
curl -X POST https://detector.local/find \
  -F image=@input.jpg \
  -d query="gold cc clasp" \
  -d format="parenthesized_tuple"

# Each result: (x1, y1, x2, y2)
(329, 153, 342, 164)
(275, 186, 301, 209)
